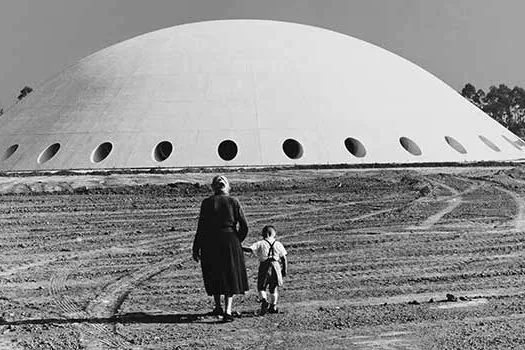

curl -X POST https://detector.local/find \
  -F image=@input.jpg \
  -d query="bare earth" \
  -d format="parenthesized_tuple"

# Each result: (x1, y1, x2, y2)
(0, 167, 525, 349)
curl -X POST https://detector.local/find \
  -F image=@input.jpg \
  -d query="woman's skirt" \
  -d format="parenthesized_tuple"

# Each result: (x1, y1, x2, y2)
(200, 230, 249, 295)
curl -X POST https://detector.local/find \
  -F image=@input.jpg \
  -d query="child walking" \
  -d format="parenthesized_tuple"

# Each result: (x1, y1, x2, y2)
(244, 225, 288, 315)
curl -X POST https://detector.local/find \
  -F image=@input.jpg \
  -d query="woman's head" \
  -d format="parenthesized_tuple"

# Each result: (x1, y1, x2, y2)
(261, 225, 277, 239)
(211, 175, 230, 194)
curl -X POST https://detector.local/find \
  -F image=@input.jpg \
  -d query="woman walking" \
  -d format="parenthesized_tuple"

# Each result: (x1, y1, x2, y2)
(192, 175, 249, 322)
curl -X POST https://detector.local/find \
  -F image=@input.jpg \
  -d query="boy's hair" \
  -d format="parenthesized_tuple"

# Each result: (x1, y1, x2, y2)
(261, 225, 276, 238)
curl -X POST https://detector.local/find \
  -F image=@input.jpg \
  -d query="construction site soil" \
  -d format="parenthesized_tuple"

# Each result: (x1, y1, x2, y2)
(0, 167, 524, 349)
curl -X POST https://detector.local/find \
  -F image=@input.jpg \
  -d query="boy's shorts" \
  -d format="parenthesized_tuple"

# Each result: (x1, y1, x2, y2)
(257, 260, 279, 292)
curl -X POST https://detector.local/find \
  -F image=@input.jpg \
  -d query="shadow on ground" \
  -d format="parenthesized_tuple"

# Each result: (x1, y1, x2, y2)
(2, 311, 257, 326)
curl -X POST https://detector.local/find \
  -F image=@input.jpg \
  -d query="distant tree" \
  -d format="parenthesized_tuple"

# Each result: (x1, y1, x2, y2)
(17, 86, 33, 101)
(461, 83, 525, 138)
(0, 107, 3, 116)
(474, 88, 485, 105)
(483, 84, 513, 127)
(460, 83, 476, 100)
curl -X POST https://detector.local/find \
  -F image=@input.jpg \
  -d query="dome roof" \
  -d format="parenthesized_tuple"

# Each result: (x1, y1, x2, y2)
(2, 19, 524, 170)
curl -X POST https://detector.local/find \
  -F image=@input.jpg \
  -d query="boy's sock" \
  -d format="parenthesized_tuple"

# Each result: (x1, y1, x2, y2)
(269, 290, 278, 305)
(268, 289, 279, 313)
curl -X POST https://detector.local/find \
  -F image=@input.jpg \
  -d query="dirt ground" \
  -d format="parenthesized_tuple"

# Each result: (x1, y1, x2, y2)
(0, 166, 525, 349)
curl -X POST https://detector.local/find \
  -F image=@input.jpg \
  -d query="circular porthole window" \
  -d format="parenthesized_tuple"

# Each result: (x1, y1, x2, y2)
(399, 137, 422, 156)
(218, 140, 238, 161)
(502, 135, 522, 151)
(516, 139, 525, 148)
(91, 142, 113, 163)
(38, 143, 61, 164)
(478, 135, 500, 152)
(2, 144, 19, 161)
(282, 139, 303, 159)
(153, 141, 173, 162)
(344, 137, 366, 158)
(444, 136, 467, 154)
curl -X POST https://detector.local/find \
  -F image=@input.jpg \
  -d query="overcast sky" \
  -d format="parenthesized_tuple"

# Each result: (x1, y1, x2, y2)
(1, 0, 524, 107)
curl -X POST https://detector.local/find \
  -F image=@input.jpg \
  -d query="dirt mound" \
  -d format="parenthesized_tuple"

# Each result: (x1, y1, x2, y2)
(399, 173, 435, 198)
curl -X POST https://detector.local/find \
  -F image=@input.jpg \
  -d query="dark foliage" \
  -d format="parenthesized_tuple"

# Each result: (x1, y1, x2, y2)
(17, 86, 33, 101)
(461, 83, 525, 138)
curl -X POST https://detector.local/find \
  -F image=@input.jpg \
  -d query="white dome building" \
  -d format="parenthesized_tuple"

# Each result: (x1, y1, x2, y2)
(1, 19, 524, 171)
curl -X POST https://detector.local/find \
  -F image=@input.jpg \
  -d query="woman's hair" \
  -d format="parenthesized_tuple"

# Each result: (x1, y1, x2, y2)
(261, 225, 276, 238)
(211, 175, 230, 194)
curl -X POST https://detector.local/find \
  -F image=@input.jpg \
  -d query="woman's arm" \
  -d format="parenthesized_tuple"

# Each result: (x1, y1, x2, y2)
(236, 200, 249, 242)
(192, 201, 207, 262)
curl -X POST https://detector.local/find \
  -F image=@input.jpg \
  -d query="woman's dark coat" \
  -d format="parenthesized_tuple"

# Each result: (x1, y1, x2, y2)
(192, 194, 249, 295)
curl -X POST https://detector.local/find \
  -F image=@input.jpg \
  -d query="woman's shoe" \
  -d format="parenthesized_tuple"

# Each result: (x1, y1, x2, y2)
(268, 305, 279, 314)
(208, 307, 224, 316)
(222, 313, 235, 322)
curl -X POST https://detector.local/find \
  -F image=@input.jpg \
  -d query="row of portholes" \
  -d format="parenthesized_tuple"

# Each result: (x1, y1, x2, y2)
(1, 141, 177, 164)
(348, 134, 524, 158)
(217, 134, 525, 160)
(1, 134, 524, 164)
(0, 139, 304, 164)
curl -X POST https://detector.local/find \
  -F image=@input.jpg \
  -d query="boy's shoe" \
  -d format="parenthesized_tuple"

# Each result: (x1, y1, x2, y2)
(260, 299, 269, 315)
(268, 305, 279, 314)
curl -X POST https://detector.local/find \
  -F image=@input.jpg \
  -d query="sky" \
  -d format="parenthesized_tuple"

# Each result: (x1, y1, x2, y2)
(1, 0, 524, 108)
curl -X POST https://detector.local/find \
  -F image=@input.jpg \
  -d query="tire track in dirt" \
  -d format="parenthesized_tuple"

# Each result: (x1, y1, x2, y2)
(495, 186, 525, 231)
(468, 175, 525, 231)
(284, 208, 397, 241)
(43, 227, 192, 349)
(0, 257, 122, 350)
(81, 258, 185, 349)
(349, 332, 419, 350)
(249, 200, 366, 225)
(46, 226, 192, 349)
(86, 259, 183, 318)
(49, 268, 133, 349)
(49, 270, 84, 317)
(410, 180, 479, 231)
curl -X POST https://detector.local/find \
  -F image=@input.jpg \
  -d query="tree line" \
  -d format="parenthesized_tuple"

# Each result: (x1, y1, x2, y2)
(461, 83, 525, 138)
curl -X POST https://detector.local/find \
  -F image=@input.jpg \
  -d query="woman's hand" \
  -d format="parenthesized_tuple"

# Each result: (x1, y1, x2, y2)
(192, 251, 200, 262)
